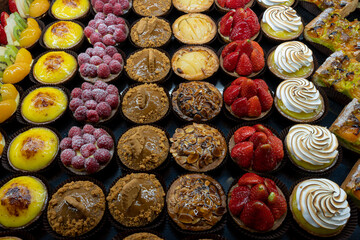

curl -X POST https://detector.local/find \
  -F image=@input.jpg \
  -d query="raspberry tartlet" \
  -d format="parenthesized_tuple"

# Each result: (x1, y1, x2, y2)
(92, 0, 131, 16)
(215, 0, 255, 12)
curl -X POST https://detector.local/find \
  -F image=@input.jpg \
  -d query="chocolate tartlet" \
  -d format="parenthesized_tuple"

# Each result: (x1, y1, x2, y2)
(47, 180, 105, 237)
(132, 0, 172, 16)
(130, 17, 172, 48)
(172, 81, 223, 122)
(167, 174, 227, 231)
(117, 125, 169, 171)
(170, 123, 227, 172)
(107, 173, 165, 227)
(121, 84, 170, 124)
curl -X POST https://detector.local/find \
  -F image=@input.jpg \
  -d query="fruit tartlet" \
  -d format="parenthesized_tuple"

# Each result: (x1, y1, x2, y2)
(107, 173, 165, 228)
(218, 8, 260, 43)
(46, 180, 105, 237)
(9, 0, 50, 18)
(261, 6, 303, 42)
(32, 50, 77, 85)
(50, 0, 90, 20)
(223, 78, 273, 120)
(121, 232, 163, 240)
(341, 159, 360, 208)
(117, 125, 169, 172)
(173, 0, 214, 13)
(132, 0, 172, 16)
(257, 0, 295, 8)
(0, 175, 48, 229)
(0, 131, 5, 158)
(228, 173, 288, 233)
(0, 83, 20, 124)
(290, 178, 351, 237)
(220, 40, 265, 77)
(167, 174, 227, 232)
(42, 21, 84, 50)
(93, 0, 131, 16)
(59, 125, 115, 174)
(215, 0, 254, 11)
(6, 127, 59, 172)
(267, 41, 315, 80)
(78, 43, 124, 83)
(85, 13, 128, 46)
(170, 123, 227, 172)
(0, 46, 32, 84)
(172, 13, 217, 45)
(69, 81, 120, 123)
(229, 124, 284, 173)
(274, 78, 326, 123)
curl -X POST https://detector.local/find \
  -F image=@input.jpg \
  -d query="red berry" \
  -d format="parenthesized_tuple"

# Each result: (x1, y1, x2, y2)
(94, 80, 108, 90)
(106, 84, 119, 95)
(82, 89, 93, 102)
(61, 149, 75, 166)
(236, 39, 253, 56)
(103, 55, 112, 65)
(229, 185, 250, 216)
(93, 47, 106, 58)
(105, 46, 118, 57)
(236, 53, 253, 76)
(267, 192, 287, 220)
(221, 41, 238, 58)
(94, 148, 111, 164)
(247, 96, 261, 117)
(264, 178, 278, 195)
(112, 53, 123, 64)
(234, 126, 256, 143)
(231, 97, 248, 118)
(231, 77, 248, 86)
(219, 11, 234, 36)
(96, 102, 112, 118)
(249, 183, 269, 202)
(88, 20, 96, 28)
(69, 98, 84, 112)
(249, 132, 268, 149)
(226, 0, 245, 9)
(237, 173, 264, 186)
(253, 79, 268, 91)
(218, 0, 226, 7)
(105, 94, 119, 108)
(114, 29, 127, 42)
(60, 137, 72, 150)
(78, 53, 90, 66)
(90, 56, 103, 65)
(71, 156, 85, 169)
(94, 0, 104, 12)
(90, 32, 102, 44)
(233, 8, 247, 24)
(224, 85, 241, 106)
(94, 42, 107, 49)
(74, 106, 87, 121)
(116, 17, 126, 25)
(92, 89, 107, 102)
(83, 133, 96, 144)
(250, 48, 265, 72)
(87, 110, 100, 123)
(245, 8, 260, 36)
(97, 23, 109, 36)
(85, 48, 93, 56)
(82, 82, 94, 90)
(251, 41, 264, 56)
(240, 200, 274, 231)
(223, 51, 239, 72)
(93, 128, 108, 139)
(258, 87, 273, 112)
(97, 63, 111, 78)
(84, 26, 95, 38)
(231, 142, 253, 168)
(119, 0, 129, 9)
(69, 126, 82, 138)
(97, 135, 114, 150)
(103, 34, 116, 46)
(85, 100, 98, 110)
(268, 136, 284, 163)
(230, 22, 251, 41)
(80, 143, 97, 158)
(95, 12, 106, 20)
(103, 3, 113, 14)
(83, 124, 96, 134)
(109, 60, 122, 74)
(240, 79, 257, 99)
(253, 144, 277, 172)
(84, 157, 100, 173)
(113, 3, 123, 15)
(71, 135, 84, 150)
(253, 124, 273, 137)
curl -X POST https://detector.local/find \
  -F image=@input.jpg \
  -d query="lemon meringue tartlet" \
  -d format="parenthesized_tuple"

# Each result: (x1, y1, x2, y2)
(257, 0, 295, 8)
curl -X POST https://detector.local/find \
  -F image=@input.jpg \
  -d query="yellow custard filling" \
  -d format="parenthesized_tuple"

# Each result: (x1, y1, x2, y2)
(51, 0, 90, 20)
(269, 52, 313, 78)
(43, 21, 83, 49)
(261, 21, 302, 39)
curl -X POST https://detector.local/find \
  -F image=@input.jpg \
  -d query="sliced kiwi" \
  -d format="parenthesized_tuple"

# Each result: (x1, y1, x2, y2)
(13, 12, 27, 31)
(0, 56, 7, 71)
(13, 26, 22, 41)
(4, 45, 18, 66)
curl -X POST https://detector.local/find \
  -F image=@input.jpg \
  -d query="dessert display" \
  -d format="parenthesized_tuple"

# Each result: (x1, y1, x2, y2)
(229, 124, 284, 172)
(7, 127, 59, 172)
(0, 83, 20, 124)
(0, 176, 48, 229)
(107, 173, 165, 227)
(117, 125, 169, 171)
(267, 41, 315, 80)
(261, 6, 303, 41)
(130, 16, 172, 48)
(215, 0, 254, 11)
(85, 13, 128, 46)
(43, 21, 84, 49)
(223, 78, 273, 120)
(9, 0, 50, 18)
(170, 123, 227, 172)
(257, 0, 295, 8)
(172, 13, 217, 45)
(78, 43, 124, 83)
(123, 233, 163, 240)
(290, 178, 350, 237)
(275, 78, 325, 123)
(218, 8, 260, 43)
(341, 159, 360, 207)
(285, 124, 339, 172)
(172, 81, 223, 122)
(228, 173, 287, 232)
(220, 40, 265, 77)
(69, 81, 120, 123)
(125, 48, 170, 83)
(47, 180, 105, 237)
(121, 83, 169, 124)
(93, 0, 131, 16)
(167, 174, 227, 231)
(300, 0, 358, 17)
(20, 86, 68, 124)
(172, 46, 219, 81)
(132, 0, 171, 16)
(32, 51, 77, 84)
(173, 0, 214, 13)
(51, 0, 90, 20)
(60, 125, 115, 174)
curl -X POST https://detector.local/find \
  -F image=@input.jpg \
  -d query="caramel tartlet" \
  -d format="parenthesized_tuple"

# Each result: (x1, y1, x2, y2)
(132, 0, 172, 16)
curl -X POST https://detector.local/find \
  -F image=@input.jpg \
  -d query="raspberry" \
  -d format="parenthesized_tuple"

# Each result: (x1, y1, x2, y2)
(94, 12, 106, 20)
(96, 102, 112, 118)
(91, 0, 96, 6)
(83, 124, 96, 134)
(69, 126, 82, 138)
(103, 3, 113, 15)
(74, 106, 87, 121)
(82, 89, 93, 102)
(79, 63, 89, 77)
(114, 28, 126, 42)
(93, 128, 107, 139)
(119, 0, 129, 9)
(83, 63, 97, 78)
(94, 42, 106, 49)
(61, 149, 75, 166)
(84, 26, 95, 38)
(69, 98, 84, 112)
(83, 133, 96, 144)
(90, 56, 103, 65)
(71, 88, 83, 98)
(71, 156, 85, 169)
(85, 48, 93, 56)
(112, 53, 123, 64)
(104, 17, 115, 26)
(107, 13, 117, 21)
(97, 135, 114, 150)
(78, 53, 90, 66)
(94, 0, 104, 12)
(60, 137, 72, 150)
(109, 60, 122, 74)
(93, 47, 106, 58)
(103, 34, 116, 46)
(109, 0, 116, 5)
(82, 82, 94, 90)
(87, 110, 100, 123)
(92, 89, 107, 102)
(106, 84, 119, 95)
(107, 25, 116, 34)
(94, 80, 108, 90)
(97, 23, 108, 36)
(116, 24, 126, 34)
(80, 143, 97, 158)
(88, 20, 96, 28)
(94, 19, 105, 29)
(103, 55, 112, 65)
(97, 63, 111, 78)
(105, 46, 117, 57)
(72, 135, 84, 150)
(113, 3, 123, 16)
(94, 148, 111, 164)
(90, 32, 102, 44)
(116, 17, 125, 25)
(105, 94, 119, 109)
(85, 100, 98, 110)
(84, 157, 100, 173)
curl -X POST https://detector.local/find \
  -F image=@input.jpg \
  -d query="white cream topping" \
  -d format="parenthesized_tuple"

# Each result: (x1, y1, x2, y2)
(274, 41, 313, 73)
(262, 6, 302, 32)
(286, 124, 338, 166)
(276, 78, 321, 113)
(259, 0, 290, 6)
(295, 178, 350, 229)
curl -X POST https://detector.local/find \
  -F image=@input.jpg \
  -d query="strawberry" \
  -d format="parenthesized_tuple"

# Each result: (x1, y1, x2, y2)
(253, 124, 273, 137)
(219, 11, 234, 36)
(226, 0, 245, 9)
(245, 8, 260, 36)
(258, 87, 273, 111)
(236, 53, 253, 76)
(264, 178, 279, 195)
(240, 79, 257, 99)
(250, 48, 265, 72)
(229, 185, 250, 216)
(223, 52, 240, 72)
(224, 85, 241, 105)
(249, 132, 268, 149)
(0, 25, 7, 45)
(251, 41, 264, 56)
(1, 12, 9, 27)
(230, 22, 251, 41)
(234, 126, 256, 143)
(231, 97, 248, 118)
(247, 96, 261, 117)
(222, 41, 238, 58)
(233, 8, 246, 24)
(231, 77, 248, 86)
(218, 0, 226, 7)
(268, 136, 284, 163)
(236, 39, 253, 56)
(231, 142, 253, 168)
(240, 200, 274, 231)
(268, 192, 287, 220)
(249, 183, 269, 202)
(238, 172, 264, 186)
(253, 79, 268, 91)
(8, 0, 18, 13)
(252, 144, 277, 172)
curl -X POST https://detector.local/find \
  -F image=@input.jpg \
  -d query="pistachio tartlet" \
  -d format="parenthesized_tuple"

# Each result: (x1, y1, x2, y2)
(43, 21, 84, 49)
(51, 0, 90, 20)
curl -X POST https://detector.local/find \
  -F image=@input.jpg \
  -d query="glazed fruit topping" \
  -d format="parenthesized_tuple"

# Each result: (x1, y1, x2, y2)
(0, 83, 19, 123)
(217, 0, 252, 9)
(92, 0, 130, 16)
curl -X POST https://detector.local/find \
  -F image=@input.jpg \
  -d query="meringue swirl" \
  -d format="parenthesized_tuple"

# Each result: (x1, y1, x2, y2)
(259, 0, 291, 6)
(274, 41, 313, 73)
(286, 124, 338, 167)
(276, 78, 321, 113)
(262, 6, 302, 32)
(295, 178, 350, 229)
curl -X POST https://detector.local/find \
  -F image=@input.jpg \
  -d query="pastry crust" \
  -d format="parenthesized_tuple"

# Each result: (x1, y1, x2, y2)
(173, 0, 214, 13)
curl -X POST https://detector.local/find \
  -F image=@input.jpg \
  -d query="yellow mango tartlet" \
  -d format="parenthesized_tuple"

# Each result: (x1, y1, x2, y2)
(0, 176, 48, 228)
(51, 0, 90, 20)
(43, 21, 84, 49)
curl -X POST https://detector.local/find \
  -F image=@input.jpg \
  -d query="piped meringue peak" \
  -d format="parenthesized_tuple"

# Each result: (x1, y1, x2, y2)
(262, 6, 302, 32)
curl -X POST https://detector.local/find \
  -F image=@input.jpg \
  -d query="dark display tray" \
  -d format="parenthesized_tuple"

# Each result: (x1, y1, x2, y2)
(1, 3, 359, 240)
